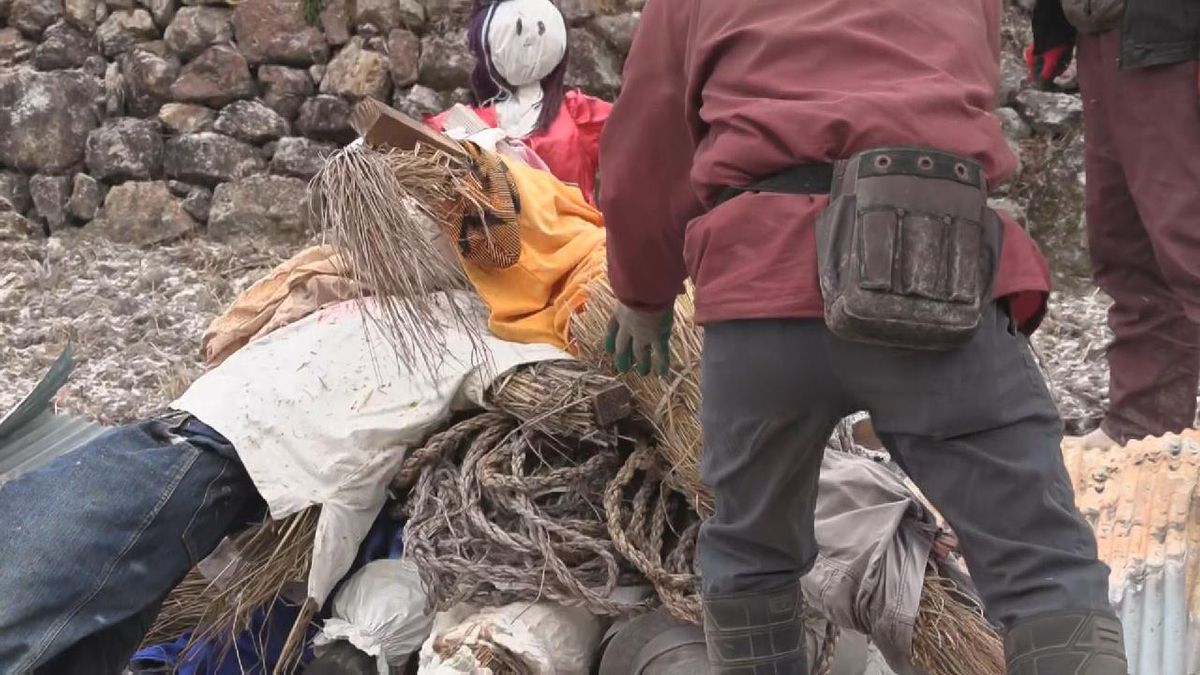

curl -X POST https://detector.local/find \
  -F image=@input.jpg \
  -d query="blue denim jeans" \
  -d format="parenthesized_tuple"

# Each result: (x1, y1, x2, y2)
(0, 412, 260, 674)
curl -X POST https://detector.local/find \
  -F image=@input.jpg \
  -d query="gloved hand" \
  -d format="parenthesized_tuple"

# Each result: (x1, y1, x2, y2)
(1027, 0, 1077, 90)
(604, 303, 674, 376)
(1025, 43, 1074, 90)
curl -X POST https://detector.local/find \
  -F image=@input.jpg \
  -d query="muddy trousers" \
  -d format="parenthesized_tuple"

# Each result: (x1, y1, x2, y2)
(1077, 30, 1200, 443)
(696, 304, 1112, 628)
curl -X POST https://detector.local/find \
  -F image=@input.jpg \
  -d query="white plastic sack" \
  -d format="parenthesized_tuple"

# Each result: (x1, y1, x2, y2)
(417, 602, 604, 675)
(314, 559, 434, 672)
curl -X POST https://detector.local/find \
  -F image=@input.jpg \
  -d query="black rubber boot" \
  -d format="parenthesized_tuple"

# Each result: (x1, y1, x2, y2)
(702, 582, 808, 674)
(1005, 610, 1128, 675)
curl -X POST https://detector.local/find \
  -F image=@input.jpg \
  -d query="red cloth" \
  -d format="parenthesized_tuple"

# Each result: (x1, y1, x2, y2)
(429, 90, 611, 206)
(1078, 30, 1200, 442)
(599, 0, 1052, 332)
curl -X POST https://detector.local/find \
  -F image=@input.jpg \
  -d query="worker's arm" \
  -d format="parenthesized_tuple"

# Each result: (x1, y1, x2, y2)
(598, 0, 702, 314)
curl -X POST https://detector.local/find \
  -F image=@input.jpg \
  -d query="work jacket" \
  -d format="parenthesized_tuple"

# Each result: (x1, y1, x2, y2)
(1044, 0, 1200, 68)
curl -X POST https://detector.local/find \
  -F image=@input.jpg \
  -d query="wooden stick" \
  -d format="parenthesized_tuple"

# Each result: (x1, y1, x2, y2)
(352, 97, 467, 159)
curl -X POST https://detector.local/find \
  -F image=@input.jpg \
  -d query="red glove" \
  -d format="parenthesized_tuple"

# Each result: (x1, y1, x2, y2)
(1025, 43, 1073, 90)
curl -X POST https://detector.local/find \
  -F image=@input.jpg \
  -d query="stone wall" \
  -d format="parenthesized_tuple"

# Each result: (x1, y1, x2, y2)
(0, 0, 1090, 282)
(0, 0, 639, 244)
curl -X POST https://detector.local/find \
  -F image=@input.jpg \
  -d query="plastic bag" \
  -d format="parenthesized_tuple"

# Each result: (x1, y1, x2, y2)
(417, 602, 604, 675)
(314, 559, 435, 673)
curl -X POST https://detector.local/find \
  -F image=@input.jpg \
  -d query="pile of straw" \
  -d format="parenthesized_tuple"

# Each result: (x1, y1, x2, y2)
(144, 507, 321, 674)
(487, 359, 630, 443)
(392, 412, 648, 616)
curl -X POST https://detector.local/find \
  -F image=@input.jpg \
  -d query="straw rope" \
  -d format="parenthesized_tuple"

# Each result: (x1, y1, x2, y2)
(392, 412, 649, 617)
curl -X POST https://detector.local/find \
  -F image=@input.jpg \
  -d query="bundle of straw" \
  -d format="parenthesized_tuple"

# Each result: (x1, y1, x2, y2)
(570, 275, 710, 511)
(487, 359, 631, 443)
(143, 508, 321, 674)
(912, 574, 1005, 674)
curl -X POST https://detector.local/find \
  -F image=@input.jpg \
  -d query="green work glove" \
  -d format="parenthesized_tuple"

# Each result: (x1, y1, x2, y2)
(604, 302, 674, 376)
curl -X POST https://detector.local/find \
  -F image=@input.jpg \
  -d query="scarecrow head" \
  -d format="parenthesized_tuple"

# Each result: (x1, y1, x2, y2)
(468, 0, 569, 137)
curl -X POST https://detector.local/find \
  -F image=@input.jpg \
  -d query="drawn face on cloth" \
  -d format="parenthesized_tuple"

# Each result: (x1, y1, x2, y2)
(482, 0, 567, 138)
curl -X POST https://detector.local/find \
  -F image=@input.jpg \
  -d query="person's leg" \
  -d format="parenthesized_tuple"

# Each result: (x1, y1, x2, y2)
(0, 413, 259, 675)
(698, 318, 851, 673)
(834, 304, 1123, 673)
(1079, 30, 1200, 444)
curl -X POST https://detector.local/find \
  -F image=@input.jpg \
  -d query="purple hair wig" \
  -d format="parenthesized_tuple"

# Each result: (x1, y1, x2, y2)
(468, 0, 569, 135)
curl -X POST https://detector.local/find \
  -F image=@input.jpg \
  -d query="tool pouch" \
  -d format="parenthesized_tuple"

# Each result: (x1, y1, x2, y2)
(816, 148, 1002, 351)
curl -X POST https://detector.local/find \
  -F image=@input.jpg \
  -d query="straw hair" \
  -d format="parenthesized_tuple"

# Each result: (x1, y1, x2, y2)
(310, 142, 489, 376)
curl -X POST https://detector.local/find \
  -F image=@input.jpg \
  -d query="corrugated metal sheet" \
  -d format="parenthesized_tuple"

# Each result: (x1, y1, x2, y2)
(0, 346, 108, 484)
(1063, 430, 1200, 675)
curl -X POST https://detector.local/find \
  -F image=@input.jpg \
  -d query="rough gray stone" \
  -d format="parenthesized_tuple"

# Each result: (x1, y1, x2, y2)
(213, 99, 289, 144)
(96, 9, 156, 57)
(998, 51, 1025, 108)
(387, 29, 419, 88)
(418, 29, 471, 91)
(158, 102, 215, 134)
(1024, 133, 1089, 279)
(0, 28, 35, 67)
(145, 0, 174, 29)
(257, 65, 313, 120)
(163, 6, 231, 61)
(556, 0, 596, 25)
(67, 172, 104, 221)
(181, 184, 210, 221)
(392, 83, 444, 119)
(0, 172, 32, 215)
(318, 0, 350, 45)
(295, 95, 355, 144)
(997, 107, 1032, 141)
(1016, 89, 1084, 137)
(270, 136, 335, 180)
(354, 0, 424, 34)
(86, 117, 164, 182)
(63, 0, 96, 32)
(163, 132, 265, 185)
(232, 0, 328, 67)
(319, 36, 391, 101)
(104, 60, 126, 116)
(120, 45, 180, 116)
(10, 0, 63, 38)
(33, 19, 94, 70)
(565, 27, 621, 100)
(0, 69, 101, 173)
(169, 44, 255, 107)
(0, 211, 34, 239)
(589, 12, 638, 55)
(208, 174, 311, 242)
(29, 174, 72, 230)
(91, 180, 197, 243)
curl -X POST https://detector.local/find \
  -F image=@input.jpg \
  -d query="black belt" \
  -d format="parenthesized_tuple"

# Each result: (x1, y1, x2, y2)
(714, 163, 835, 207)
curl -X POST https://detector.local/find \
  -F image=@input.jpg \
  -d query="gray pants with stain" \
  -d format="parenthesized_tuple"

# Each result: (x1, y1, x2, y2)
(697, 303, 1112, 628)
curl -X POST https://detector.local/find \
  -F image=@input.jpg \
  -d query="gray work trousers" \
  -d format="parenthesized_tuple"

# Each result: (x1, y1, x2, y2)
(697, 303, 1112, 628)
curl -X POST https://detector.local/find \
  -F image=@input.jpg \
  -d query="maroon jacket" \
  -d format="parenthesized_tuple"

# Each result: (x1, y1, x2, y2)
(599, 0, 1052, 331)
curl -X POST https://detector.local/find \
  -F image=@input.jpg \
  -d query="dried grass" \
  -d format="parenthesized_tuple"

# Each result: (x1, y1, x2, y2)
(309, 143, 489, 377)
(912, 574, 1005, 675)
(487, 359, 629, 443)
(570, 275, 710, 511)
(144, 508, 320, 674)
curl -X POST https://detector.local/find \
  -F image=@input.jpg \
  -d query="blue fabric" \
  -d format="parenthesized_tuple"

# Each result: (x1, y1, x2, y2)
(0, 416, 258, 674)
(355, 510, 405, 569)
(131, 598, 315, 675)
